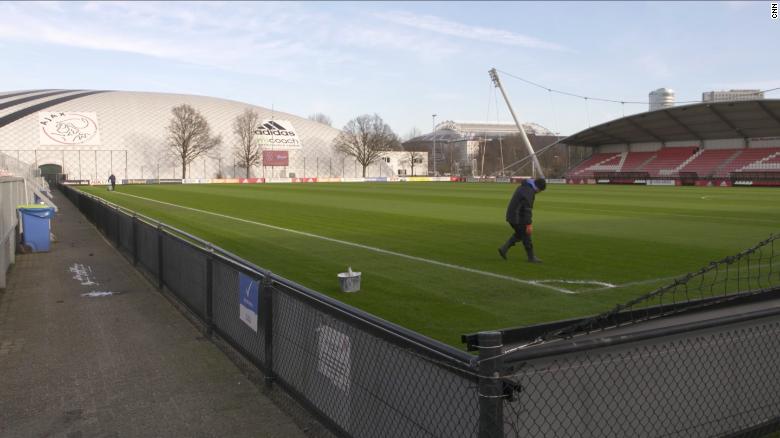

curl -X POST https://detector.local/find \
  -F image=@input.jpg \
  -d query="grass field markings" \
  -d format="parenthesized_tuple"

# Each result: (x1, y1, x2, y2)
(548, 206, 780, 225)
(114, 191, 582, 294)
(582, 275, 679, 293)
(530, 279, 616, 289)
(582, 261, 780, 293)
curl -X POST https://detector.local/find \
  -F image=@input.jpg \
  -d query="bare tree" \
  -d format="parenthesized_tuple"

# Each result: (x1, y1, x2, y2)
(166, 104, 222, 179)
(333, 114, 399, 177)
(402, 148, 424, 176)
(308, 112, 332, 126)
(232, 108, 262, 178)
(401, 127, 423, 176)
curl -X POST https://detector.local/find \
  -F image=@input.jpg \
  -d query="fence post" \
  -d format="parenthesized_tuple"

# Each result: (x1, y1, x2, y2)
(114, 207, 121, 247)
(261, 274, 275, 387)
(131, 215, 138, 266)
(157, 225, 164, 289)
(205, 247, 214, 337)
(478, 331, 504, 438)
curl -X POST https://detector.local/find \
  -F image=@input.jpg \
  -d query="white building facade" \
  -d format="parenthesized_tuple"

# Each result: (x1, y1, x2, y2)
(702, 89, 764, 102)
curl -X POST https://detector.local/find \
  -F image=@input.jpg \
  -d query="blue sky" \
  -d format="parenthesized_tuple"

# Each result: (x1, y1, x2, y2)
(0, 1, 778, 137)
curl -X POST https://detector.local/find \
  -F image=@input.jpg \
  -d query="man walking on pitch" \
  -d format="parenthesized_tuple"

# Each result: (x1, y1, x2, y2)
(498, 178, 546, 263)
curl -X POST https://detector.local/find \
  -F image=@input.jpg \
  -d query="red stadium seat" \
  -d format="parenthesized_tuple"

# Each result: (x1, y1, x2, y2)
(717, 148, 780, 176)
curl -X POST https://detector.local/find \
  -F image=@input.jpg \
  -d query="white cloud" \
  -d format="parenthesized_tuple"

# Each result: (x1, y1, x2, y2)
(0, 2, 467, 83)
(332, 25, 460, 59)
(375, 11, 566, 51)
(0, 2, 345, 81)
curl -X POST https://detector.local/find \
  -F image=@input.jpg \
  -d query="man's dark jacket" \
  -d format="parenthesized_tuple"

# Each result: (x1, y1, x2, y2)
(505, 181, 536, 225)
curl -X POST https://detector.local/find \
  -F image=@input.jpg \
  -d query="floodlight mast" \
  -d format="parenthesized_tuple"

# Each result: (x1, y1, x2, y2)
(489, 68, 545, 179)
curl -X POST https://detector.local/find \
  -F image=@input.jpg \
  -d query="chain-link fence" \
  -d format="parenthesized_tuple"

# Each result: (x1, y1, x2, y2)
(480, 310, 780, 438)
(61, 184, 780, 437)
(468, 235, 780, 438)
(4, 148, 400, 182)
(62, 185, 479, 437)
(538, 235, 780, 344)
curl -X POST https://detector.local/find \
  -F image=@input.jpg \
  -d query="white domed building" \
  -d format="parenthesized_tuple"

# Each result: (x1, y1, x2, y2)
(0, 89, 351, 183)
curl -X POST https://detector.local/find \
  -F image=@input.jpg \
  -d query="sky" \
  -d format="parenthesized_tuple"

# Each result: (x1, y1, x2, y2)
(0, 1, 778, 138)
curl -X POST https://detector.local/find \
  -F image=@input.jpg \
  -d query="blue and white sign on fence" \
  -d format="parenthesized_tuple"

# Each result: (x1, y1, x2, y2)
(238, 273, 259, 332)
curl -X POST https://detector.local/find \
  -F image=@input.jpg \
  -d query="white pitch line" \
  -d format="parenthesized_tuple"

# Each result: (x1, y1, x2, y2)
(533, 279, 616, 288)
(115, 191, 586, 294)
(584, 261, 780, 293)
(586, 274, 682, 292)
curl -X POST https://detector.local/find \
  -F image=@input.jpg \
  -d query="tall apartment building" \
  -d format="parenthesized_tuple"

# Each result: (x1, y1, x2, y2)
(649, 88, 675, 111)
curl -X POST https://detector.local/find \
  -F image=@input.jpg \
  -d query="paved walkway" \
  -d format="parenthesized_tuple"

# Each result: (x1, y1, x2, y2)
(0, 192, 309, 437)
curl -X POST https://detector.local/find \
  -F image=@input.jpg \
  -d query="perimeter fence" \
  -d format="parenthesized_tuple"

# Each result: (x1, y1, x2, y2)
(467, 235, 780, 438)
(0, 177, 27, 288)
(60, 184, 479, 438)
(61, 184, 780, 437)
(3, 148, 399, 183)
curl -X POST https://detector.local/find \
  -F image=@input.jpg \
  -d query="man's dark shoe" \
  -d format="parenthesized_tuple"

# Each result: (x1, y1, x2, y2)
(498, 248, 507, 260)
(527, 256, 543, 264)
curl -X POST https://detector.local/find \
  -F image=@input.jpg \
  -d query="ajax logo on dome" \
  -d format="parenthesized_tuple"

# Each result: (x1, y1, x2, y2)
(39, 112, 101, 145)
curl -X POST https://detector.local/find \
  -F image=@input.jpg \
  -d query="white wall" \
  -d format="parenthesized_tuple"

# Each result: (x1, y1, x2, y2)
(748, 137, 780, 148)
(381, 151, 429, 177)
(666, 140, 701, 148)
(703, 138, 745, 149)
(600, 144, 628, 153)
(629, 142, 662, 152)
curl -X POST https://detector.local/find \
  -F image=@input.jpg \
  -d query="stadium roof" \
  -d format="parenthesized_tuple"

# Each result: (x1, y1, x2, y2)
(407, 120, 556, 143)
(563, 99, 780, 146)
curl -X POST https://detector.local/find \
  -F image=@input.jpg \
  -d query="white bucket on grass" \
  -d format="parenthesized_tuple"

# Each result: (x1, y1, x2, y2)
(338, 267, 361, 293)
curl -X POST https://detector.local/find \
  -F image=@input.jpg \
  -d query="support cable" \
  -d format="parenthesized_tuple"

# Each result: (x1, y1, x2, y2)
(497, 69, 780, 105)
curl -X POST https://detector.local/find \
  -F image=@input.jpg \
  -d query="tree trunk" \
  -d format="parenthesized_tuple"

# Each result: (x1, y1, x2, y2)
(245, 162, 250, 178)
(362, 164, 367, 178)
(181, 162, 187, 179)
(411, 164, 414, 176)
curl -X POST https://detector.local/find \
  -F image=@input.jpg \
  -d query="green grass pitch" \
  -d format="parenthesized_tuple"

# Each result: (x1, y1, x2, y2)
(79, 183, 780, 348)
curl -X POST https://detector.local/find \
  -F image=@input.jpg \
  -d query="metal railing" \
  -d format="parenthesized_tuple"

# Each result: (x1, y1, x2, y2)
(0, 150, 56, 211)
(0, 177, 26, 288)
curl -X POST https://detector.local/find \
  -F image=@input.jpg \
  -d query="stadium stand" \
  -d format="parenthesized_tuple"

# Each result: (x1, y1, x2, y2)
(567, 152, 621, 177)
(567, 149, 697, 178)
(763, 152, 780, 170)
(561, 100, 780, 185)
(639, 147, 698, 176)
(569, 148, 780, 180)
(677, 149, 741, 177)
(619, 151, 656, 172)
(718, 148, 780, 177)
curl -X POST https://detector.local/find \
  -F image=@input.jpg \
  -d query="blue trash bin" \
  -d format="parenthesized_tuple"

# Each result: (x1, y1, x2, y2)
(18, 205, 55, 252)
